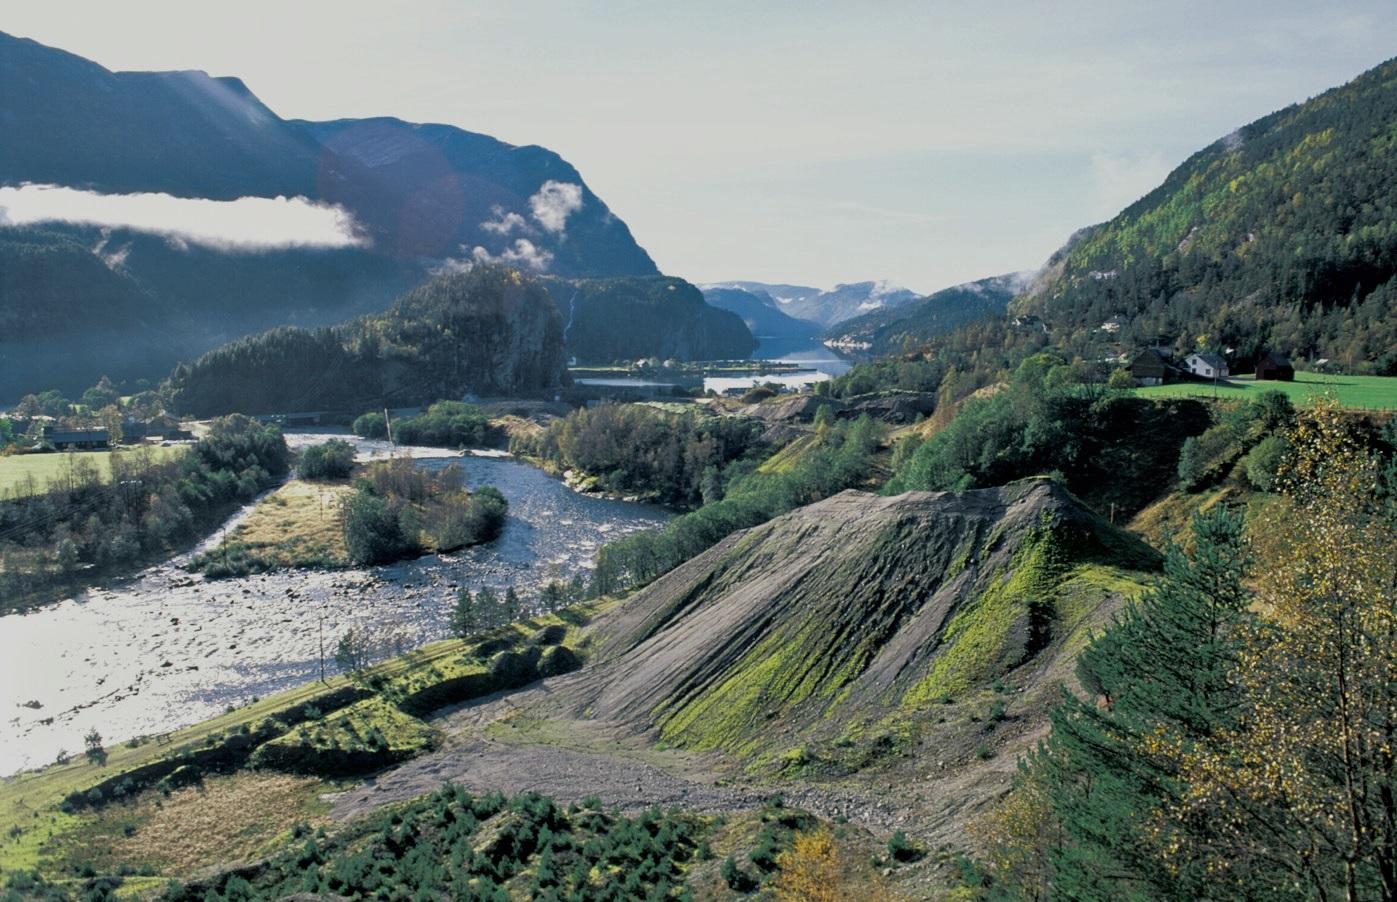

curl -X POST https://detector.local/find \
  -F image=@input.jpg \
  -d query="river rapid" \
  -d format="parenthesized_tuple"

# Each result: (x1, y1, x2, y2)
(0, 436, 671, 776)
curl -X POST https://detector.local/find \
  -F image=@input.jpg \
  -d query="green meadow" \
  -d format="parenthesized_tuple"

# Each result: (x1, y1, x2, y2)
(1133, 371, 1397, 410)
(0, 446, 188, 498)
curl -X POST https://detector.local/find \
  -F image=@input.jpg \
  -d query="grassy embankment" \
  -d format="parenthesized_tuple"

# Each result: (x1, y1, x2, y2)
(195, 478, 355, 575)
(0, 603, 604, 889)
(0, 446, 187, 499)
(1133, 371, 1397, 409)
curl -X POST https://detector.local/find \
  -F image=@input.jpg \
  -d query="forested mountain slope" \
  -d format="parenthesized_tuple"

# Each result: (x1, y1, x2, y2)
(1017, 55, 1397, 372)
(542, 276, 757, 363)
(167, 267, 567, 416)
(0, 32, 656, 276)
(0, 225, 418, 399)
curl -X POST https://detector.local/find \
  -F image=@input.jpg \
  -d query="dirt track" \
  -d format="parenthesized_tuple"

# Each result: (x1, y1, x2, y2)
(328, 685, 914, 834)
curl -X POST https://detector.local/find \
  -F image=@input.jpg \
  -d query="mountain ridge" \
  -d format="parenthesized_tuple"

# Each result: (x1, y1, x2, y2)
(704, 279, 920, 327)
(1015, 54, 1397, 371)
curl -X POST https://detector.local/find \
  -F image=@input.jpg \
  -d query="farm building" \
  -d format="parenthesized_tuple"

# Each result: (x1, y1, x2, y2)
(1128, 348, 1174, 386)
(1185, 352, 1229, 380)
(1256, 351, 1295, 382)
(41, 427, 109, 450)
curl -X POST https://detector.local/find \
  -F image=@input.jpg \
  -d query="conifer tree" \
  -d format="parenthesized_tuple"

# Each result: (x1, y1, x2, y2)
(449, 589, 477, 639)
(1030, 506, 1253, 899)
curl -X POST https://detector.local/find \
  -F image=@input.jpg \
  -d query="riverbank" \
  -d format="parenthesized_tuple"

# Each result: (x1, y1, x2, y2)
(0, 603, 604, 884)
(0, 447, 671, 776)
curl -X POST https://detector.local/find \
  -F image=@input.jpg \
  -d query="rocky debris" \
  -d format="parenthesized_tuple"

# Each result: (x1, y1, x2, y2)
(739, 394, 842, 423)
(839, 390, 937, 424)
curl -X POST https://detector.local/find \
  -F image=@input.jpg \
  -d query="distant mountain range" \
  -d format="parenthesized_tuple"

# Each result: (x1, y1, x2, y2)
(1, 31, 745, 399)
(703, 280, 920, 329)
(826, 272, 1032, 356)
(697, 286, 822, 343)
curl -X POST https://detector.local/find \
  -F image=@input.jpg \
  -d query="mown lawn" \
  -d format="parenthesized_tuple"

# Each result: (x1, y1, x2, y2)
(0, 446, 188, 498)
(1132, 371, 1397, 410)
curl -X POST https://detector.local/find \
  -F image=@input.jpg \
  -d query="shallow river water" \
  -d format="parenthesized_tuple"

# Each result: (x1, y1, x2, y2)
(0, 437, 670, 776)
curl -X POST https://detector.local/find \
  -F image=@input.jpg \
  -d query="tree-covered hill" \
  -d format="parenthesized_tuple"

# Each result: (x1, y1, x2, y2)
(0, 224, 419, 400)
(541, 275, 757, 363)
(167, 266, 567, 417)
(1017, 55, 1397, 373)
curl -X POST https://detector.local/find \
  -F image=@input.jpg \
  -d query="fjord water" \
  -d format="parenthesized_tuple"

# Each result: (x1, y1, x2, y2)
(701, 339, 854, 394)
(0, 441, 670, 776)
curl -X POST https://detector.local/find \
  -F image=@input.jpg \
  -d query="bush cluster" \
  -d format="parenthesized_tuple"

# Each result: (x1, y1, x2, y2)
(513, 401, 764, 509)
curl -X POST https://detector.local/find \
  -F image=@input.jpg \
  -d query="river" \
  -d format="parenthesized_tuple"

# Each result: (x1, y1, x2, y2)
(0, 438, 671, 776)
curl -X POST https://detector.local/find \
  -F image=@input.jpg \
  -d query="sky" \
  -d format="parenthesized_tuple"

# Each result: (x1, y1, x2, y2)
(5, 1, 1396, 293)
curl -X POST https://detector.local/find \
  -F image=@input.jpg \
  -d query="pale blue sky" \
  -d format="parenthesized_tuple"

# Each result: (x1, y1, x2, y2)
(7, 1, 1396, 291)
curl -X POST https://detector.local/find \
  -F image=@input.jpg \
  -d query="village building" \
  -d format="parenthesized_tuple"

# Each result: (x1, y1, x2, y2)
(41, 426, 109, 450)
(1098, 315, 1128, 334)
(1184, 352, 1229, 380)
(1255, 351, 1295, 382)
(1128, 348, 1173, 386)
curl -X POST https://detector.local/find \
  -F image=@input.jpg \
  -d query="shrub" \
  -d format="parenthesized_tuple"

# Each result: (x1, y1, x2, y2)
(1244, 434, 1289, 491)
(887, 830, 924, 863)
(84, 728, 106, 766)
(343, 488, 413, 565)
(351, 411, 388, 439)
(297, 439, 355, 480)
(722, 856, 758, 892)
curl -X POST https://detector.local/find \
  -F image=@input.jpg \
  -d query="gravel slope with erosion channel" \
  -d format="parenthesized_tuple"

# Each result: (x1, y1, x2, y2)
(0, 435, 670, 776)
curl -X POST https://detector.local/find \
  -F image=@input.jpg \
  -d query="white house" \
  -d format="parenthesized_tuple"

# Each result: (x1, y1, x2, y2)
(1184, 352, 1229, 380)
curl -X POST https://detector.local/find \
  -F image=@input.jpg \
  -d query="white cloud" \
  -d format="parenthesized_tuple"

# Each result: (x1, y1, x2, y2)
(1086, 151, 1176, 221)
(468, 238, 553, 271)
(528, 180, 583, 234)
(0, 184, 366, 250)
(480, 205, 529, 235)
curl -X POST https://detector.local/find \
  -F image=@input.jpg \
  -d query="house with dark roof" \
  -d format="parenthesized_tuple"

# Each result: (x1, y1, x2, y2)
(1128, 348, 1174, 386)
(41, 427, 109, 450)
(1184, 352, 1229, 380)
(1255, 351, 1295, 382)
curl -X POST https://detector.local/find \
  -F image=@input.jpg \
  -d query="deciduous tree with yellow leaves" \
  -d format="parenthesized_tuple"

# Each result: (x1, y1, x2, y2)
(1149, 400, 1397, 900)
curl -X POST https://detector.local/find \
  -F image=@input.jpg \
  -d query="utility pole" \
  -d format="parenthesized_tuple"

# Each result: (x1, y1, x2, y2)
(318, 612, 326, 684)
(384, 407, 394, 449)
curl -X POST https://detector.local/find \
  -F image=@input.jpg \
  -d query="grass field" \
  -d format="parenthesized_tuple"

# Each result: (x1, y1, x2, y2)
(1133, 371, 1397, 410)
(0, 446, 188, 498)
